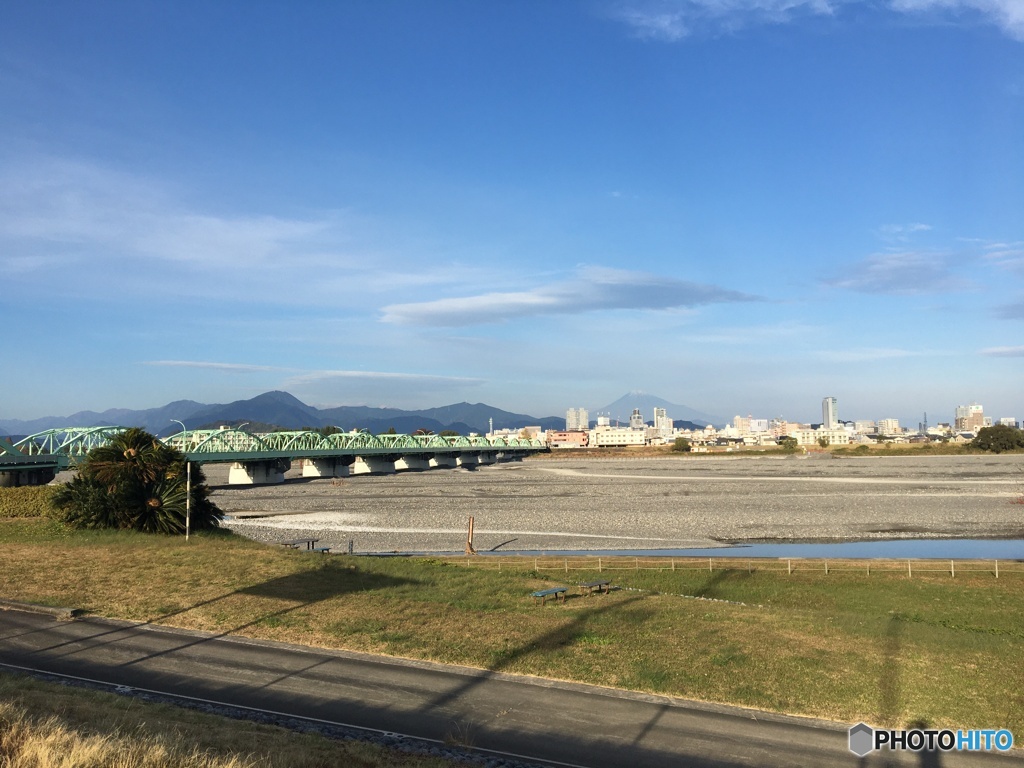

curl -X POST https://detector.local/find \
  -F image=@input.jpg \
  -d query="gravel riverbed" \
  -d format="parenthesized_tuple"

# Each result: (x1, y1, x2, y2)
(210, 454, 1024, 554)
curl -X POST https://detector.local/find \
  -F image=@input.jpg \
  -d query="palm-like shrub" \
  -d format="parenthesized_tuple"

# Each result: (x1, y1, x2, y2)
(50, 428, 222, 533)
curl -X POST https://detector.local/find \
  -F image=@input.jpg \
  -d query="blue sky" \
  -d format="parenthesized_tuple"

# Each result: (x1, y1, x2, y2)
(2, 0, 1023, 426)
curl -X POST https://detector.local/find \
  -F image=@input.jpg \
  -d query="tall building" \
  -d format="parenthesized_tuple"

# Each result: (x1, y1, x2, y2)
(565, 407, 589, 431)
(954, 403, 985, 432)
(629, 408, 645, 430)
(653, 407, 672, 434)
(822, 397, 838, 429)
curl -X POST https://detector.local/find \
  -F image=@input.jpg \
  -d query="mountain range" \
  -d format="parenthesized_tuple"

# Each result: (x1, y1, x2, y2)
(1, 390, 723, 438)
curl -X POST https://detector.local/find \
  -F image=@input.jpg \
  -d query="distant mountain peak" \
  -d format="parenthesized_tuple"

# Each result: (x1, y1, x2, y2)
(596, 392, 723, 428)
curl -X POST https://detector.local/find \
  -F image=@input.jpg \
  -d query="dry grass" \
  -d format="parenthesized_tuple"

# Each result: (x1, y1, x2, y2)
(0, 672, 458, 768)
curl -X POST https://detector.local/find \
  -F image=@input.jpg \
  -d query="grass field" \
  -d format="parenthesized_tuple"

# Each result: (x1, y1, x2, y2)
(2, 517, 1022, 739)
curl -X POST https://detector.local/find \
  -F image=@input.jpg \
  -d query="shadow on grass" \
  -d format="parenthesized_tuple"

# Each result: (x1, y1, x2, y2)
(689, 568, 750, 599)
(427, 593, 649, 711)
(31, 558, 417, 667)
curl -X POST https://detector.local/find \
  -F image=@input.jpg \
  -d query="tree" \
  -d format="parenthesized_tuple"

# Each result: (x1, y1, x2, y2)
(817, 436, 830, 449)
(50, 427, 222, 534)
(971, 425, 1024, 453)
(778, 436, 798, 451)
(672, 437, 691, 453)
(439, 430, 460, 437)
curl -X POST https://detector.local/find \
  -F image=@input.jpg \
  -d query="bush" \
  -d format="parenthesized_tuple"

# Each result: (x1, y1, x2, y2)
(672, 438, 691, 453)
(49, 428, 222, 534)
(971, 425, 1024, 454)
(0, 486, 57, 518)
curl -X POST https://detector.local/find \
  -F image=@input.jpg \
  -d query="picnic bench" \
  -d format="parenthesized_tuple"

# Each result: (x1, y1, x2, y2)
(579, 580, 611, 596)
(276, 538, 320, 550)
(311, 546, 332, 554)
(531, 587, 567, 605)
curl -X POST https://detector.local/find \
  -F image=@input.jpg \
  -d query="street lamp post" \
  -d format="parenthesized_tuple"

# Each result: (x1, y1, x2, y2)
(170, 420, 191, 541)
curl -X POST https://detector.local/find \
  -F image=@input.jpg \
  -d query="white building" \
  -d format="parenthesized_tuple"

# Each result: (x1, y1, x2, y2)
(653, 407, 673, 437)
(629, 408, 645, 430)
(792, 428, 850, 446)
(853, 420, 876, 434)
(999, 417, 1018, 428)
(565, 407, 589, 431)
(590, 426, 647, 448)
(877, 418, 901, 435)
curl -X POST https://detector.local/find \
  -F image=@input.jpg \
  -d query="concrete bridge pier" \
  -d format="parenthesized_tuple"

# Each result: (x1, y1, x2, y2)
(456, 453, 479, 469)
(394, 455, 430, 471)
(228, 459, 290, 485)
(350, 456, 396, 476)
(477, 452, 497, 465)
(429, 454, 457, 469)
(301, 458, 350, 478)
(0, 468, 56, 487)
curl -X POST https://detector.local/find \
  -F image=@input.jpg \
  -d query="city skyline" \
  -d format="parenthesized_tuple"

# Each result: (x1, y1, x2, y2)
(2, 2, 1023, 423)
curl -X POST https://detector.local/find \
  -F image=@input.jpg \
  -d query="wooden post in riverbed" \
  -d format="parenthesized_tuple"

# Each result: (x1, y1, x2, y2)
(465, 516, 476, 555)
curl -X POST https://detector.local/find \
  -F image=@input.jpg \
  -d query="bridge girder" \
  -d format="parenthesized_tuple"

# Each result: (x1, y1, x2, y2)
(8, 427, 546, 467)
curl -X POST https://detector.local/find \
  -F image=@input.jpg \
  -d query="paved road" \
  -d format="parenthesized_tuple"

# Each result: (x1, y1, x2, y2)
(0, 609, 1019, 767)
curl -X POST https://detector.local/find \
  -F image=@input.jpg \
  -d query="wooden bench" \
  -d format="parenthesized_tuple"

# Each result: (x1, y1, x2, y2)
(276, 538, 320, 550)
(531, 587, 567, 605)
(579, 580, 611, 596)
(311, 546, 332, 554)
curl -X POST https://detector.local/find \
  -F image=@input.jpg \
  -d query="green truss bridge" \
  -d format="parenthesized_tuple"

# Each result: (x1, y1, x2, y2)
(0, 427, 547, 486)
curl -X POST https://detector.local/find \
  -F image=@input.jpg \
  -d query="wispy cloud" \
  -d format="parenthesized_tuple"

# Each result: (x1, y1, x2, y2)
(143, 360, 485, 388)
(144, 361, 290, 373)
(613, 7, 690, 40)
(877, 222, 932, 243)
(0, 159, 334, 269)
(980, 345, 1024, 357)
(816, 347, 925, 362)
(610, 0, 838, 39)
(609, 0, 1024, 40)
(380, 266, 759, 326)
(994, 301, 1024, 320)
(981, 240, 1024, 271)
(890, 0, 1024, 41)
(284, 370, 486, 385)
(823, 251, 971, 294)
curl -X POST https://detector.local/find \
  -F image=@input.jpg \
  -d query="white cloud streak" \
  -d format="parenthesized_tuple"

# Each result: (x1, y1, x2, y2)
(980, 345, 1024, 357)
(283, 370, 486, 386)
(0, 159, 333, 269)
(610, 0, 1024, 40)
(823, 251, 971, 294)
(890, 0, 1024, 41)
(144, 361, 290, 373)
(816, 347, 923, 362)
(381, 266, 759, 326)
(143, 360, 485, 386)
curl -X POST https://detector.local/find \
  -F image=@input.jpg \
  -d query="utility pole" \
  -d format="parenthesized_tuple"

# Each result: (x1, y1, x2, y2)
(170, 420, 191, 541)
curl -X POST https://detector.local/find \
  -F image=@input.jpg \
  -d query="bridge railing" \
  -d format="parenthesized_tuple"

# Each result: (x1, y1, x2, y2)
(14, 427, 128, 458)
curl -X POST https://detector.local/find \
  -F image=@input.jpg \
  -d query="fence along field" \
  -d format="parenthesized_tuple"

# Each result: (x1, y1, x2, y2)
(436, 555, 1023, 578)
